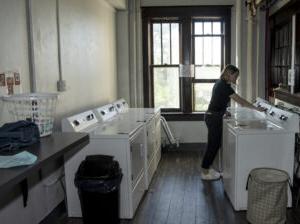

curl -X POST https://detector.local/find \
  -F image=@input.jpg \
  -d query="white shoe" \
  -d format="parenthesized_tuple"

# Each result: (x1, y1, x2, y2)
(201, 168, 221, 180)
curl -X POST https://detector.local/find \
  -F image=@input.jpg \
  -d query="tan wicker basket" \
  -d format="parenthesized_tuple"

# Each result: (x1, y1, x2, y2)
(246, 168, 290, 224)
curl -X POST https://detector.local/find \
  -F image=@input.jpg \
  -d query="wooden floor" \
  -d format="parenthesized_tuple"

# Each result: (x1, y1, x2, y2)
(43, 144, 300, 224)
(130, 144, 247, 224)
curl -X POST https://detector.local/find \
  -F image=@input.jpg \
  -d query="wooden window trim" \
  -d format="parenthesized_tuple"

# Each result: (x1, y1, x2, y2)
(142, 6, 232, 120)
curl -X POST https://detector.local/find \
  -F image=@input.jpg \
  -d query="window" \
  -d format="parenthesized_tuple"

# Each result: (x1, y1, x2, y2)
(267, 1, 300, 106)
(193, 20, 225, 111)
(152, 22, 180, 109)
(142, 7, 231, 118)
(270, 22, 292, 93)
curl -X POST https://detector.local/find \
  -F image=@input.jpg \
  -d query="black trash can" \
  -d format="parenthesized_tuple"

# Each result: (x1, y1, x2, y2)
(75, 155, 122, 224)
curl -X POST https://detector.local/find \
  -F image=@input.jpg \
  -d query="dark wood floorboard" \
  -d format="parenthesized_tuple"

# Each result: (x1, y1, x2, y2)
(46, 144, 300, 224)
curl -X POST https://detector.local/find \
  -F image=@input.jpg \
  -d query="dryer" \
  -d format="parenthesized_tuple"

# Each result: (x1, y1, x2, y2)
(62, 110, 146, 219)
(115, 108, 161, 188)
(94, 104, 161, 188)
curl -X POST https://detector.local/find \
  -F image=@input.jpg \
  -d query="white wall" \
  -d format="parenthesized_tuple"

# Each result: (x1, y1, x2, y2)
(238, 1, 266, 101)
(116, 0, 143, 107)
(0, 0, 118, 128)
(0, 0, 118, 223)
(31, 0, 118, 129)
(116, 11, 130, 103)
(106, 0, 127, 9)
(0, 0, 31, 125)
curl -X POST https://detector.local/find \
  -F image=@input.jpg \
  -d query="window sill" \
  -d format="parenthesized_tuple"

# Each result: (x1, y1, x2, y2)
(162, 112, 205, 121)
(274, 88, 300, 107)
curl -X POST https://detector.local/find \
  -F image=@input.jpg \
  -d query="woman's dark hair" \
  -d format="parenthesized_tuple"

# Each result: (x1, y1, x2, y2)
(220, 64, 239, 80)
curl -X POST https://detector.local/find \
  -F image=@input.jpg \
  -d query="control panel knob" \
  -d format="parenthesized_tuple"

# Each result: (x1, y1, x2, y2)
(279, 115, 288, 121)
(269, 111, 275, 116)
(73, 120, 80, 126)
(86, 114, 94, 121)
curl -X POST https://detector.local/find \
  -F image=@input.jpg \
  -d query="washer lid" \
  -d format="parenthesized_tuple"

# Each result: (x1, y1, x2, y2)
(228, 120, 282, 131)
(226, 107, 265, 121)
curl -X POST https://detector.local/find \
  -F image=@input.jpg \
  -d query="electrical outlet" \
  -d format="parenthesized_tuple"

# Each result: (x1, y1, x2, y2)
(57, 80, 66, 92)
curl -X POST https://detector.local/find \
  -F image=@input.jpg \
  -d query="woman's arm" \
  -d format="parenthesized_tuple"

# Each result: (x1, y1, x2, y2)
(230, 93, 264, 111)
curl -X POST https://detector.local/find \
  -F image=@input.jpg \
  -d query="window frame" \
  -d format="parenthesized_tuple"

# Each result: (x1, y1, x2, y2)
(142, 6, 232, 120)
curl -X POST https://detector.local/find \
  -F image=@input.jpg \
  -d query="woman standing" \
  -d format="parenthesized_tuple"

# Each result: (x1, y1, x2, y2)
(201, 64, 264, 180)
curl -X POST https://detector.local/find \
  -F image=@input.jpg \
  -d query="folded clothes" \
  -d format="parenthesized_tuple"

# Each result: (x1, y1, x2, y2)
(0, 151, 37, 168)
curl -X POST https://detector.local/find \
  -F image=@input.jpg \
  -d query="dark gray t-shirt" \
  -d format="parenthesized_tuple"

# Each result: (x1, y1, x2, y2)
(207, 79, 235, 115)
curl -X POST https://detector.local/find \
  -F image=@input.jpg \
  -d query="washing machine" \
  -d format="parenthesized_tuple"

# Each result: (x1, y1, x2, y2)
(94, 102, 161, 188)
(62, 109, 146, 219)
(222, 98, 299, 210)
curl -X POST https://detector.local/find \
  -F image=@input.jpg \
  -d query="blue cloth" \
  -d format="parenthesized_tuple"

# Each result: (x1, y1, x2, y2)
(0, 151, 37, 168)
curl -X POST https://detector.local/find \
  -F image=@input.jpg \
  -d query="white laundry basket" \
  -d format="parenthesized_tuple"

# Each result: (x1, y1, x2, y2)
(3, 93, 58, 137)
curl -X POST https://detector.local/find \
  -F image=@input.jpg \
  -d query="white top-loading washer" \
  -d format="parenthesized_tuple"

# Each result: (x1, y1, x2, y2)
(223, 98, 299, 210)
(62, 110, 146, 219)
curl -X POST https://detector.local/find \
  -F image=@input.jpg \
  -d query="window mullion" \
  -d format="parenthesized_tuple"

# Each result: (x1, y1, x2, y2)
(181, 17, 192, 113)
(160, 23, 163, 65)
(211, 36, 213, 65)
(221, 22, 224, 69)
(170, 23, 172, 64)
(211, 22, 213, 65)
(201, 37, 204, 66)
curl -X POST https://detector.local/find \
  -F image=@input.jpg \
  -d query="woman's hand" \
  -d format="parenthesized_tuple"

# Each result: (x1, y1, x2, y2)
(224, 111, 231, 118)
(256, 106, 267, 112)
(230, 94, 267, 112)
